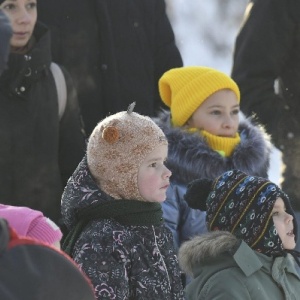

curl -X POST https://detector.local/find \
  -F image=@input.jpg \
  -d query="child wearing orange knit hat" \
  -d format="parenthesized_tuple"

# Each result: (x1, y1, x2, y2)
(154, 66, 272, 261)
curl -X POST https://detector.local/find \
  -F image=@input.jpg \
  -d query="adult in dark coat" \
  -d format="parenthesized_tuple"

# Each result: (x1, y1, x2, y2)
(0, 12, 85, 222)
(231, 0, 300, 212)
(37, 0, 183, 135)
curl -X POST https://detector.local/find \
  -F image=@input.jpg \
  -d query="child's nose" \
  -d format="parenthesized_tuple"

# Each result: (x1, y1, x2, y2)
(286, 212, 294, 223)
(163, 165, 172, 178)
(223, 115, 234, 128)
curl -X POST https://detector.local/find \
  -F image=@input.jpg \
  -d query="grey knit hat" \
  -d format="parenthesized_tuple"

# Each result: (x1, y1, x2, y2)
(87, 103, 168, 200)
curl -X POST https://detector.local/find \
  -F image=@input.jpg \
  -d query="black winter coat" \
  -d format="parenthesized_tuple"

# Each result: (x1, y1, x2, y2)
(232, 0, 300, 148)
(231, 0, 300, 209)
(0, 23, 86, 222)
(37, 0, 183, 135)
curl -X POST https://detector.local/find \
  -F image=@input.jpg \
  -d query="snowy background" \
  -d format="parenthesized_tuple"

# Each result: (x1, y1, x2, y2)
(165, 0, 283, 185)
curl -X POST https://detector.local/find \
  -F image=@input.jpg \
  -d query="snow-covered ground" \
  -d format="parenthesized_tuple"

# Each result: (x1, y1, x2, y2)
(166, 0, 283, 185)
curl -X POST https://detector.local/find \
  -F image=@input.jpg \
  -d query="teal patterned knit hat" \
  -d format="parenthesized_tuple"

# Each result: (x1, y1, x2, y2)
(185, 169, 297, 256)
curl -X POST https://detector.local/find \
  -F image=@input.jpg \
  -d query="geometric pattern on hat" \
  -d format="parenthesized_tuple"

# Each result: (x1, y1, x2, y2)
(158, 66, 240, 127)
(206, 170, 296, 256)
(87, 103, 168, 201)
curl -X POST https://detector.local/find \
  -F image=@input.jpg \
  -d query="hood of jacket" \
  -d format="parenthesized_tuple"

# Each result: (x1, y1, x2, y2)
(154, 110, 271, 185)
(179, 232, 300, 300)
(61, 155, 114, 230)
(178, 231, 242, 276)
(0, 22, 52, 93)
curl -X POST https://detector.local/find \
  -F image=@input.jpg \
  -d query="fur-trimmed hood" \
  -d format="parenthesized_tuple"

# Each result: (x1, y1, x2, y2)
(154, 110, 272, 185)
(178, 231, 240, 276)
(178, 231, 300, 300)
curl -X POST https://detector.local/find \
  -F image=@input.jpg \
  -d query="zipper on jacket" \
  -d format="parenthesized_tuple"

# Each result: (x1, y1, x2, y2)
(152, 225, 171, 290)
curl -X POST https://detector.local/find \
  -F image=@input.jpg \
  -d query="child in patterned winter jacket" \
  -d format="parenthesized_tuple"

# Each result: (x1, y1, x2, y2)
(61, 103, 184, 299)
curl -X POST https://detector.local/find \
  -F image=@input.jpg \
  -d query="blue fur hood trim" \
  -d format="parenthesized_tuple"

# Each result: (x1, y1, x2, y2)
(154, 110, 272, 185)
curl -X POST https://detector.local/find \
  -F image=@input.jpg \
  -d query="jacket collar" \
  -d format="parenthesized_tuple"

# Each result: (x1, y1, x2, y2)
(154, 110, 271, 184)
(178, 231, 267, 277)
(0, 22, 51, 96)
(234, 240, 264, 276)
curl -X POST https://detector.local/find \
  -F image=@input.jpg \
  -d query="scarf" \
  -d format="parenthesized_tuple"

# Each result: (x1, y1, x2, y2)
(62, 199, 164, 256)
(188, 128, 241, 157)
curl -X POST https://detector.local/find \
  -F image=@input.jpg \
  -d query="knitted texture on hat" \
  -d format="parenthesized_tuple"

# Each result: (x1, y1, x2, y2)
(0, 205, 62, 245)
(87, 105, 168, 200)
(159, 66, 240, 127)
(186, 170, 296, 256)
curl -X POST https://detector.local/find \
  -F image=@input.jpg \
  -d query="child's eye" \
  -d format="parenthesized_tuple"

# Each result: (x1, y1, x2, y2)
(231, 109, 240, 115)
(149, 162, 157, 168)
(210, 110, 221, 115)
(272, 211, 279, 217)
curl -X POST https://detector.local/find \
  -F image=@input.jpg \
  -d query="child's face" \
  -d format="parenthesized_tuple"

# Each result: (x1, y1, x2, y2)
(0, 0, 37, 48)
(272, 197, 296, 250)
(186, 89, 240, 137)
(137, 144, 171, 203)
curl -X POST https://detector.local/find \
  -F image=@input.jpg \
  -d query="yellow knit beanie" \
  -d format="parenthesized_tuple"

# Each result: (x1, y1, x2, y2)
(159, 66, 240, 127)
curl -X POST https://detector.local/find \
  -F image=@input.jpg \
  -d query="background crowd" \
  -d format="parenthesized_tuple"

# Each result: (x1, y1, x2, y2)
(1, 0, 300, 299)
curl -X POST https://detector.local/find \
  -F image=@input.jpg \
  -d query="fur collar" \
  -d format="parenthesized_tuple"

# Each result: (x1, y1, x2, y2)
(178, 231, 240, 276)
(154, 110, 271, 185)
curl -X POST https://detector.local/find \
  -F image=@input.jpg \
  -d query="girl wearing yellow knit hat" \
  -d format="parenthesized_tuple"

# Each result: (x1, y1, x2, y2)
(154, 66, 272, 283)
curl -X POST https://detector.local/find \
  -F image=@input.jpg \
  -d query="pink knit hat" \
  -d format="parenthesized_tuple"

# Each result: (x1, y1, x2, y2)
(0, 204, 62, 245)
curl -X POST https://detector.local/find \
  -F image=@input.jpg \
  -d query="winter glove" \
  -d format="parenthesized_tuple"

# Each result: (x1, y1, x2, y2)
(0, 10, 12, 75)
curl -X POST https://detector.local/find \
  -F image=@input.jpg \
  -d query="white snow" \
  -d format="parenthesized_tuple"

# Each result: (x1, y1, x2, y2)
(166, 0, 282, 185)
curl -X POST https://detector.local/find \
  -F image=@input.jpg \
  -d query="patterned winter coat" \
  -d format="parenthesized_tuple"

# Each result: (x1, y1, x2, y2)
(178, 231, 300, 299)
(61, 156, 184, 300)
(154, 111, 271, 251)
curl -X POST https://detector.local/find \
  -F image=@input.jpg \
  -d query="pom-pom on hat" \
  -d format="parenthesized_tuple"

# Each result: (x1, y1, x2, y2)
(87, 102, 168, 201)
(159, 66, 240, 127)
(185, 170, 297, 256)
(0, 204, 62, 245)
